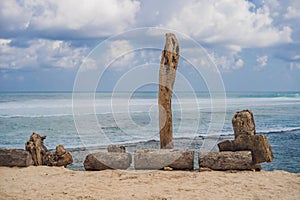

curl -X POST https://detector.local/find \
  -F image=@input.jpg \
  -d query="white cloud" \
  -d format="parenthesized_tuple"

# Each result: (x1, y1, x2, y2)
(0, 0, 140, 38)
(256, 55, 268, 67)
(0, 38, 88, 69)
(284, 6, 300, 19)
(165, 0, 292, 48)
(209, 51, 244, 70)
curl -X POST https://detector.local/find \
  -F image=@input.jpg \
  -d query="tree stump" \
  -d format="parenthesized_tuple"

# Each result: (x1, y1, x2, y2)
(232, 110, 256, 139)
(134, 149, 194, 170)
(159, 33, 180, 149)
(107, 144, 126, 153)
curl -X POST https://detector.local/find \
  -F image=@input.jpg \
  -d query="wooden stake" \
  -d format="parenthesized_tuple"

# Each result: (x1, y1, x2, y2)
(159, 33, 179, 149)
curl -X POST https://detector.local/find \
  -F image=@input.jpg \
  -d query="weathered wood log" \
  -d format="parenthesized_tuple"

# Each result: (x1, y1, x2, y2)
(232, 110, 256, 138)
(84, 152, 132, 171)
(134, 149, 194, 170)
(198, 151, 261, 171)
(107, 144, 126, 153)
(0, 149, 33, 167)
(218, 135, 274, 163)
(159, 33, 180, 149)
(25, 132, 48, 165)
(44, 145, 73, 167)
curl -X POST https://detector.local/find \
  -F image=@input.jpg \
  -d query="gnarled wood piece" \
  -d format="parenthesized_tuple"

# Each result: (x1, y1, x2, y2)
(159, 33, 179, 149)
(107, 144, 126, 153)
(44, 145, 73, 167)
(25, 132, 48, 165)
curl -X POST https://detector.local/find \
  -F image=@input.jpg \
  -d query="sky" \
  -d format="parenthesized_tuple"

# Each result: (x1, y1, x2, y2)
(0, 0, 299, 92)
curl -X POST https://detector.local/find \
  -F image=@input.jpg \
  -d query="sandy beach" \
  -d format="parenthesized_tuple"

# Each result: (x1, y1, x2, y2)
(0, 166, 299, 200)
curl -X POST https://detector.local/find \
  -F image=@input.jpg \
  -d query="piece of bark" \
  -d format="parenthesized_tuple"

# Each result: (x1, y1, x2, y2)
(134, 149, 194, 170)
(0, 149, 33, 167)
(44, 145, 73, 167)
(218, 135, 274, 163)
(25, 132, 48, 165)
(159, 33, 180, 149)
(198, 151, 261, 171)
(107, 144, 126, 153)
(84, 152, 132, 171)
(232, 110, 256, 138)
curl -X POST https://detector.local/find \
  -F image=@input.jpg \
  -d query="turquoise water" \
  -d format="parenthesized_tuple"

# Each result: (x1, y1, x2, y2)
(0, 92, 299, 172)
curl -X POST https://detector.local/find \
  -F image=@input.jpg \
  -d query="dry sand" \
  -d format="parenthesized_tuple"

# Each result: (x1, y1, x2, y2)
(0, 166, 299, 200)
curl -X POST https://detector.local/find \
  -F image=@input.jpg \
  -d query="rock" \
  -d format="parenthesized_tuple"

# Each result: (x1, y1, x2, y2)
(25, 132, 48, 165)
(107, 144, 126, 153)
(0, 149, 33, 167)
(159, 33, 180, 149)
(134, 149, 194, 170)
(84, 152, 132, 171)
(44, 145, 73, 167)
(218, 135, 274, 163)
(232, 110, 256, 138)
(198, 151, 261, 171)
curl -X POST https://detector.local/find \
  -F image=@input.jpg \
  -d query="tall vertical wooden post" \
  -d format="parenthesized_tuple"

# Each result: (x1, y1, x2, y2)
(159, 33, 179, 149)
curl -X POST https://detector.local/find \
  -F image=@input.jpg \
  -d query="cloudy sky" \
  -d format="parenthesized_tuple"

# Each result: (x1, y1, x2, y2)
(0, 0, 299, 92)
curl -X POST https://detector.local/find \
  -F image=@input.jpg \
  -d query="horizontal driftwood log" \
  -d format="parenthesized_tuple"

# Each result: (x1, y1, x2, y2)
(218, 135, 274, 163)
(134, 149, 194, 170)
(0, 148, 33, 167)
(84, 152, 132, 171)
(198, 151, 261, 171)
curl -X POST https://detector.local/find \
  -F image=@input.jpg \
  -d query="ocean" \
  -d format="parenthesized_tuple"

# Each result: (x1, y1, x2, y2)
(0, 91, 299, 173)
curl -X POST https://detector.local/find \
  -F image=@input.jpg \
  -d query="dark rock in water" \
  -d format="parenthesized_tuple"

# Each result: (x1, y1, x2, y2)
(232, 110, 256, 139)
(84, 152, 132, 171)
(44, 145, 73, 167)
(134, 149, 194, 170)
(198, 151, 261, 171)
(107, 144, 126, 153)
(0, 148, 33, 167)
(218, 135, 274, 163)
(25, 132, 48, 166)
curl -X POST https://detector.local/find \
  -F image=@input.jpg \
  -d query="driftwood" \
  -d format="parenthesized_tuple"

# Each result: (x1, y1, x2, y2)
(0, 149, 33, 167)
(84, 152, 132, 171)
(25, 132, 48, 165)
(25, 132, 73, 167)
(218, 135, 274, 163)
(198, 151, 261, 171)
(134, 149, 194, 170)
(107, 144, 126, 153)
(44, 145, 73, 167)
(159, 33, 180, 149)
(232, 110, 256, 138)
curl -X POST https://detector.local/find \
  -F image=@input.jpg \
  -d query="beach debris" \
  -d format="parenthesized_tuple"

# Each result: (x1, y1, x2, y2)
(159, 33, 180, 149)
(25, 132, 73, 167)
(232, 109, 256, 139)
(25, 132, 48, 165)
(198, 151, 261, 171)
(163, 166, 173, 171)
(0, 148, 33, 167)
(44, 145, 73, 167)
(218, 135, 274, 163)
(84, 152, 132, 170)
(107, 144, 126, 153)
(134, 149, 194, 170)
